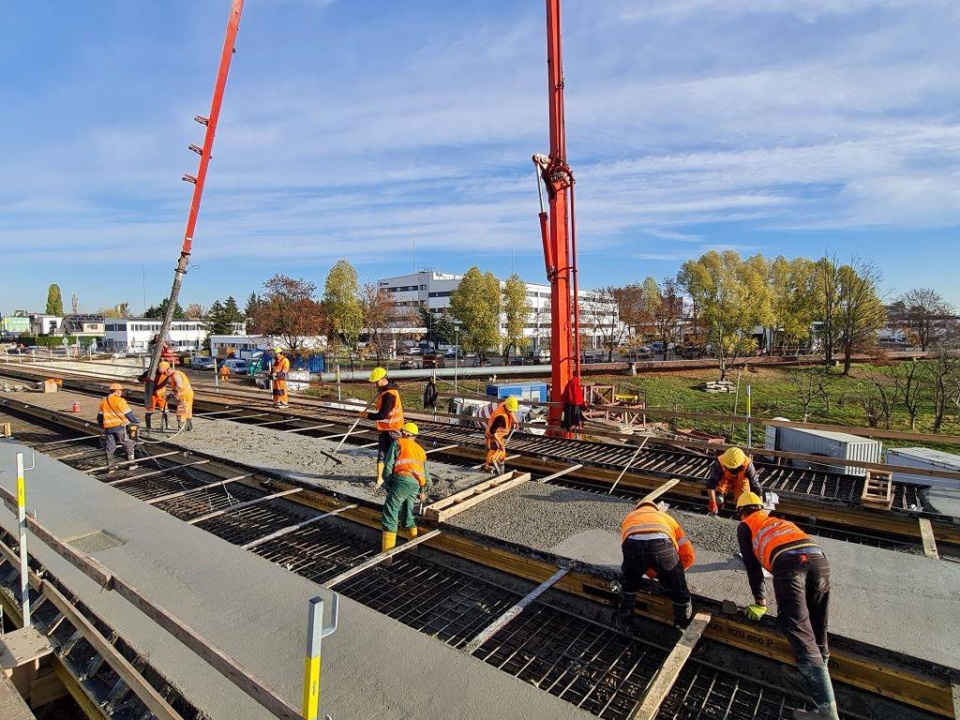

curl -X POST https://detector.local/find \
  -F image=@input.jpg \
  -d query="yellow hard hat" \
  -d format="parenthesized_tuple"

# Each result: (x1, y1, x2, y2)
(504, 396, 520, 412)
(108, 382, 123, 392)
(720, 447, 746, 469)
(402, 422, 419, 436)
(368, 367, 387, 383)
(736, 491, 764, 510)
(274, 347, 283, 354)
(158, 361, 171, 372)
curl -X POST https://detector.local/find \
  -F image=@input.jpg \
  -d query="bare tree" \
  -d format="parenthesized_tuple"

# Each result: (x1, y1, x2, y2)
(584, 286, 628, 361)
(892, 288, 955, 350)
(360, 282, 393, 362)
(932, 350, 960, 432)
(788, 369, 819, 421)
(836, 259, 887, 375)
(894, 360, 926, 430)
(248, 274, 325, 354)
(860, 371, 900, 430)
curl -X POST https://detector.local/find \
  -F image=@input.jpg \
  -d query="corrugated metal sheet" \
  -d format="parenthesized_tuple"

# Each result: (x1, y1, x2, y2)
(888, 447, 960, 488)
(772, 426, 882, 477)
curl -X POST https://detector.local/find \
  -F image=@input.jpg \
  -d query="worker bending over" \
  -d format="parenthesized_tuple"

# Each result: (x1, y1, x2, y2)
(707, 446, 763, 516)
(139, 367, 170, 432)
(616, 500, 695, 632)
(218, 362, 230, 384)
(483, 395, 520, 473)
(380, 422, 432, 553)
(97, 383, 140, 472)
(271, 348, 290, 408)
(363, 367, 404, 487)
(159, 361, 194, 431)
(736, 492, 839, 720)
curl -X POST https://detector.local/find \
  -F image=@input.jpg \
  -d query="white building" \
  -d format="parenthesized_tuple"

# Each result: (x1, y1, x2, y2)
(103, 319, 208, 353)
(29, 314, 63, 335)
(376, 270, 618, 352)
(209, 334, 326, 358)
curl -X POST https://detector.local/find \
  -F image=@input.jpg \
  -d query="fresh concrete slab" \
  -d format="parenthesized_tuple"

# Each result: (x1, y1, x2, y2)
(0, 440, 592, 720)
(449, 481, 960, 670)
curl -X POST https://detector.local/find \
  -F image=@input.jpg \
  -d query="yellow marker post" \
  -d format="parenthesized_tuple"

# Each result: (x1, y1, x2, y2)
(302, 594, 339, 719)
(16, 452, 31, 626)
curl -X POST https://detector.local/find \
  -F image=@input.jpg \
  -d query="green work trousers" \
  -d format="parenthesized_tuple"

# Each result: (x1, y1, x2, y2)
(381, 474, 421, 532)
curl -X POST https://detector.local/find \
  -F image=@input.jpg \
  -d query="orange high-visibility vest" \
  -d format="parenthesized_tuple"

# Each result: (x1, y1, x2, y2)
(99, 395, 131, 429)
(170, 370, 193, 396)
(272, 355, 290, 376)
(376, 388, 404, 432)
(620, 505, 695, 569)
(393, 437, 427, 486)
(716, 456, 751, 483)
(486, 403, 515, 437)
(743, 511, 818, 571)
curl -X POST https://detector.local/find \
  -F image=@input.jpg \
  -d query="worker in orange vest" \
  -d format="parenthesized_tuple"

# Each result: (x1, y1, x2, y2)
(159, 361, 194, 431)
(736, 492, 838, 720)
(97, 383, 140, 472)
(616, 500, 696, 632)
(271, 347, 291, 408)
(380, 422, 432, 554)
(138, 367, 170, 433)
(483, 395, 520, 473)
(218, 362, 230, 383)
(707, 446, 763, 516)
(362, 367, 404, 487)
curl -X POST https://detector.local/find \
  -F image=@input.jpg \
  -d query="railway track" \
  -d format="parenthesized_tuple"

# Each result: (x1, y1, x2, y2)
(0, 398, 955, 719)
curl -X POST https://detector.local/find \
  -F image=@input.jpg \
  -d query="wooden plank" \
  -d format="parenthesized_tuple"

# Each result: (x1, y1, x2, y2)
(186, 488, 302, 525)
(146, 474, 252, 504)
(464, 568, 569, 655)
(29, 667, 69, 708)
(324, 530, 442, 588)
(538, 464, 584, 484)
(283, 423, 333, 433)
(951, 682, 959, 720)
(919, 518, 940, 560)
(0, 672, 35, 720)
(426, 444, 459, 455)
(424, 472, 531, 523)
(640, 478, 681, 504)
(0, 627, 52, 669)
(633, 612, 712, 720)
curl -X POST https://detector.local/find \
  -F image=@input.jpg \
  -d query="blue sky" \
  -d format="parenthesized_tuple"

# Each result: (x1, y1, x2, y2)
(2, 0, 959, 316)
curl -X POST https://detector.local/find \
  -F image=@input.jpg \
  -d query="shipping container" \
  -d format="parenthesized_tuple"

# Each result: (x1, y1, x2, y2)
(765, 424, 882, 477)
(486, 382, 548, 403)
(887, 447, 960, 490)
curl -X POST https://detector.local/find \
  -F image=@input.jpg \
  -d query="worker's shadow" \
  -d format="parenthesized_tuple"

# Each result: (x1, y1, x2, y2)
(688, 558, 743, 573)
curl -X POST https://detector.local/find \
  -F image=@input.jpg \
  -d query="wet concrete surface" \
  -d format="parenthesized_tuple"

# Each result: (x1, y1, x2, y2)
(450, 480, 960, 670)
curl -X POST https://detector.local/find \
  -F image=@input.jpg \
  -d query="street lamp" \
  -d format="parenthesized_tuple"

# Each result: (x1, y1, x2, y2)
(454, 325, 459, 393)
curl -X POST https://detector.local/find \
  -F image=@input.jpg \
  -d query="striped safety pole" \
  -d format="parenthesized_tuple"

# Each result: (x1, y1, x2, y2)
(16, 452, 31, 627)
(302, 593, 339, 719)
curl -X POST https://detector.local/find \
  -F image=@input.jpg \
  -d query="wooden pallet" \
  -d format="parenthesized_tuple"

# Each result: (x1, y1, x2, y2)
(860, 470, 894, 510)
(423, 471, 531, 522)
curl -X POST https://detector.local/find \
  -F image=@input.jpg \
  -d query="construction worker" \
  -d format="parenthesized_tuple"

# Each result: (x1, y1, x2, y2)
(707, 446, 763, 516)
(362, 367, 404, 487)
(97, 383, 140, 472)
(159, 361, 194, 431)
(736, 492, 838, 720)
(615, 500, 695, 632)
(380, 422, 432, 553)
(271, 347, 290, 408)
(218, 361, 230, 384)
(483, 395, 520, 473)
(138, 367, 170, 432)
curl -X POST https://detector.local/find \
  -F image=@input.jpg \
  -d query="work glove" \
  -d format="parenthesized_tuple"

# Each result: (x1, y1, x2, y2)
(419, 492, 428, 504)
(707, 499, 719, 516)
(744, 603, 767, 622)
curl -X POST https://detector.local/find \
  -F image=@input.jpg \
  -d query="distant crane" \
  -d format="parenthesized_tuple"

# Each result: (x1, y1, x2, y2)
(534, 0, 582, 428)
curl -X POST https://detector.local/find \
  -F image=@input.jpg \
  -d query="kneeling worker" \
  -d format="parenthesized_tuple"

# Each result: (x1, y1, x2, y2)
(707, 446, 763, 516)
(616, 499, 695, 631)
(380, 422, 432, 553)
(97, 383, 140, 472)
(736, 492, 838, 720)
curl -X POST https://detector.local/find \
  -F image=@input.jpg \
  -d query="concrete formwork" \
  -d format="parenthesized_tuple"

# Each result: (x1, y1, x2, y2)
(0, 440, 592, 720)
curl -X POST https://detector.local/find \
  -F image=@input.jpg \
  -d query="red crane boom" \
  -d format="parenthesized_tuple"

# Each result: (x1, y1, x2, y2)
(535, 0, 581, 427)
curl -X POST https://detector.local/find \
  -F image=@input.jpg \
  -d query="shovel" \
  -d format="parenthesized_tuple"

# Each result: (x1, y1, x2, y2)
(333, 395, 376, 455)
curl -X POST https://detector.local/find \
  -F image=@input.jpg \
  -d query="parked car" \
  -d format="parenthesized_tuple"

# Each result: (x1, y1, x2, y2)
(508, 356, 525, 366)
(222, 358, 249, 374)
(192, 356, 216, 371)
(399, 357, 421, 370)
(471, 356, 492, 367)
(5, 347, 23, 355)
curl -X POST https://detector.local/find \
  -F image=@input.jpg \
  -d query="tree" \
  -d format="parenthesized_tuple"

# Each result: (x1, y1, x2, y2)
(244, 292, 261, 318)
(894, 360, 927, 431)
(322, 260, 363, 350)
(144, 299, 185, 320)
(204, 300, 232, 336)
(651, 277, 684, 356)
(417, 307, 456, 348)
(611, 283, 650, 341)
(584, 286, 627, 361)
(813, 255, 842, 365)
(184, 303, 206, 320)
(222, 296, 244, 324)
(46, 284, 63, 316)
(362, 283, 394, 362)
(769, 257, 817, 353)
(892, 288, 955, 350)
(501, 274, 532, 361)
(449, 267, 501, 358)
(836, 259, 886, 375)
(931, 350, 960, 433)
(248, 274, 325, 354)
(677, 251, 773, 380)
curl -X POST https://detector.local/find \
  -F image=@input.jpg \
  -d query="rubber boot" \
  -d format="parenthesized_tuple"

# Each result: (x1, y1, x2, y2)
(672, 600, 693, 628)
(177, 418, 183, 432)
(185, 419, 193, 432)
(382, 530, 397, 566)
(399, 526, 418, 540)
(162, 410, 170, 431)
(127, 450, 139, 471)
(794, 663, 839, 720)
(375, 462, 385, 488)
(105, 451, 115, 474)
(144, 413, 153, 432)
(613, 591, 636, 635)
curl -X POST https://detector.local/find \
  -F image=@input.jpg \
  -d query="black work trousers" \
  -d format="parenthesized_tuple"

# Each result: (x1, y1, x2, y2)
(772, 551, 830, 666)
(377, 431, 400, 463)
(620, 537, 691, 606)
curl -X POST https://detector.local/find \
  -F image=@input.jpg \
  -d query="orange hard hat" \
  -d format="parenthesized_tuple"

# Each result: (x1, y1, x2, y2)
(108, 382, 123, 392)
(158, 361, 171, 372)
